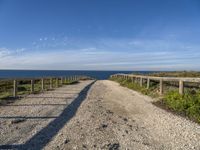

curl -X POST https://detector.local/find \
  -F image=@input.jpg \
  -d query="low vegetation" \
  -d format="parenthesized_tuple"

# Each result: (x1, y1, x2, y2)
(147, 71, 200, 77)
(110, 71, 200, 123)
(0, 78, 78, 104)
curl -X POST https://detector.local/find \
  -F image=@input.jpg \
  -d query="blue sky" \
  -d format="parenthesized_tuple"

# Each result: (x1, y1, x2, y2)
(0, 0, 200, 70)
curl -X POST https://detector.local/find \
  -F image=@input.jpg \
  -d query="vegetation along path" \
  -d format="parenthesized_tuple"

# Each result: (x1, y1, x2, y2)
(0, 80, 200, 149)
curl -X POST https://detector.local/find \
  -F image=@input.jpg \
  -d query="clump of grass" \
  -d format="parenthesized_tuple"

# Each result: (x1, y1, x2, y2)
(163, 90, 200, 123)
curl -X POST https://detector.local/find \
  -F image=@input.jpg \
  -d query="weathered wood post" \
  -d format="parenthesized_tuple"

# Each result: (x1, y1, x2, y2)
(179, 80, 184, 95)
(160, 79, 163, 95)
(41, 78, 44, 91)
(13, 80, 17, 97)
(134, 77, 137, 84)
(61, 77, 63, 85)
(140, 77, 143, 87)
(31, 79, 34, 93)
(147, 78, 150, 89)
(50, 78, 53, 89)
(56, 78, 59, 87)
(131, 76, 134, 83)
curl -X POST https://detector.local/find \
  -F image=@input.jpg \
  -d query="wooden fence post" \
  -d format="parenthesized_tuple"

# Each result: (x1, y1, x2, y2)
(41, 78, 44, 91)
(131, 77, 134, 83)
(56, 78, 59, 87)
(61, 77, 63, 85)
(31, 80, 34, 93)
(50, 78, 53, 89)
(147, 78, 150, 89)
(13, 80, 17, 97)
(140, 77, 143, 87)
(179, 80, 184, 95)
(160, 79, 163, 95)
(134, 77, 137, 83)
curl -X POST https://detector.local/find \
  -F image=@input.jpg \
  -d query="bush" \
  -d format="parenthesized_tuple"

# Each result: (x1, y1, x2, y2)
(163, 90, 200, 123)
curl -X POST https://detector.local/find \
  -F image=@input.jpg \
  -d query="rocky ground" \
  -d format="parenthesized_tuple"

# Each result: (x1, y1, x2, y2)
(0, 80, 199, 150)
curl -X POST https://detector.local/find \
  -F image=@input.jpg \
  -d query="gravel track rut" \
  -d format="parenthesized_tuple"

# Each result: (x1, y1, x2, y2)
(0, 80, 199, 150)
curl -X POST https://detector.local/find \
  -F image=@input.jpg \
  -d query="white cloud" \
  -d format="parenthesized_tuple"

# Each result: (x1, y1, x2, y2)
(0, 46, 199, 71)
(1, 37, 200, 71)
(16, 48, 26, 53)
(0, 47, 26, 58)
(0, 47, 11, 58)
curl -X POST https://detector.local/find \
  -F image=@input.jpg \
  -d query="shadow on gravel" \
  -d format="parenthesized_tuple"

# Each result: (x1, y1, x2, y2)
(0, 81, 95, 150)
(23, 96, 75, 99)
(0, 116, 58, 119)
(1, 104, 67, 107)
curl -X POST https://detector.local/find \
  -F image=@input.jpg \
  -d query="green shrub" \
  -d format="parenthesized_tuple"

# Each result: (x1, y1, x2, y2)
(163, 90, 200, 123)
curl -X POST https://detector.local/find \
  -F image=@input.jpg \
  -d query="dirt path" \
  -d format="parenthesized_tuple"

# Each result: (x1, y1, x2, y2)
(0, 80, 199, 150)
(0, 80, 94, 149)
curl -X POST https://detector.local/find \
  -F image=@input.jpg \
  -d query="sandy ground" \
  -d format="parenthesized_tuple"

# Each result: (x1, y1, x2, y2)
(0, 80, 199, 150)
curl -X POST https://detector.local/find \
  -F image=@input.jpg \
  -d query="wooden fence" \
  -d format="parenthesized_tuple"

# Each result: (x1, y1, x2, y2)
(110, 73, 200, 95)
(0, 75, 92, 98)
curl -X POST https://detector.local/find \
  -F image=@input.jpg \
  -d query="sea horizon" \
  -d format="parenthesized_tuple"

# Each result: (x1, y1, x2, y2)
(0, 70, 160, 80)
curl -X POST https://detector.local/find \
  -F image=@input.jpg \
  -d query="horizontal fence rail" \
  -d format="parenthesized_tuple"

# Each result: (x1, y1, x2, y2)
(0, 75, 93, 99)
(110, 73, 200, 95)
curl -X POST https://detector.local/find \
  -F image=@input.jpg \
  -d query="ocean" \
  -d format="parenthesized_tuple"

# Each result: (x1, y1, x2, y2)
(0, 70, 156, 80)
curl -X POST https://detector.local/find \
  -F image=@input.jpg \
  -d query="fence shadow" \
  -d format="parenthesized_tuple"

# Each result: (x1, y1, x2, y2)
(0, 81, 95, 150)
(1, 104, 67, 107)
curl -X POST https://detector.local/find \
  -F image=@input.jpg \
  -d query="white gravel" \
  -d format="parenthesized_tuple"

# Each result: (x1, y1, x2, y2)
(0, 80, 199, 150)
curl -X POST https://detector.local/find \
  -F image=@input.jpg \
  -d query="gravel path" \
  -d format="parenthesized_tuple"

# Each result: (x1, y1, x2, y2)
(0, 80, 94, 149)
(0, 80, 199, 150)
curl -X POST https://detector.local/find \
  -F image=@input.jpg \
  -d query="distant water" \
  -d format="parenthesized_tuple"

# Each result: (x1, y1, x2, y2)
(0, 70, 156, 80)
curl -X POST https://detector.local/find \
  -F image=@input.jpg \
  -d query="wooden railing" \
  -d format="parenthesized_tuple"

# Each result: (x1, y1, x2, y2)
(110, 73, 200, 95)
(0, 75, 92, 98)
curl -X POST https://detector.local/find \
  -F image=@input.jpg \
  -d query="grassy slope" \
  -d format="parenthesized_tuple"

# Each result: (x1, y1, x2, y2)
(110, 72, 200, 123)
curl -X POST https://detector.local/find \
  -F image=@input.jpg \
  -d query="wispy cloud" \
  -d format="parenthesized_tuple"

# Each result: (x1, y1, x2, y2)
(0, 47, 26, 58)
(0, 37, 200, 70)
(0, 48, 11, 58)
